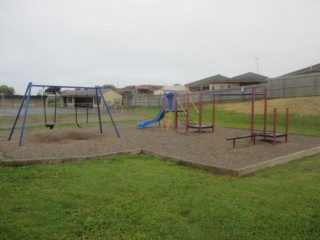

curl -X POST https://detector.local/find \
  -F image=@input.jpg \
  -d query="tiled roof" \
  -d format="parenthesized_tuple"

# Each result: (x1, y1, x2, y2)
(227, 72, 268, 83)
(186, 74, 229, 87)
(279, 63, 320, 77)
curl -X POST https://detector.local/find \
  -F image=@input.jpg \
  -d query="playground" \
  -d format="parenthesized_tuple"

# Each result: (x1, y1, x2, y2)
(0, 119, 319, 176)
(0, 83, 319, 176)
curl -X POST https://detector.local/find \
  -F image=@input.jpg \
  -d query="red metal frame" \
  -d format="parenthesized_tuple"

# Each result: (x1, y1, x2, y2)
(251, 87, 255, 141)
(273, 108, 277, 145)
(212, 89, 216, 133)
(285, 108, 289, 142)
(263, 87, 268, 140)
(199, 86, 203, 134)
(163, 91, 166, 128)
(186, 92, 189, 133)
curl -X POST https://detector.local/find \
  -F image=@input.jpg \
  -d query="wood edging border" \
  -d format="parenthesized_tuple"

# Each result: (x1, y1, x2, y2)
(237, 146, 320, 176)
(1, 146, 319, 177)
(141, 150, 238, 176)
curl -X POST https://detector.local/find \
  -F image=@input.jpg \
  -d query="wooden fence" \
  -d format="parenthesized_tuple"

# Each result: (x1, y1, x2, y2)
(123, 73, 320, 107)
(1, 73, 320, 111)
(269, 73, 320, 98)
(123, 86, 266, 108)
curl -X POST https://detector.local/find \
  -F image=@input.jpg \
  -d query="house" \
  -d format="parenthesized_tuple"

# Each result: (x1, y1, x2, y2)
(186, 72, 268, 92)
(278, 63, 320, 77)
(226, 72, 268, 87)
(133, 85, 163, 94)
(117, 86, 135, 98)
(185, 74, 230, 92)
(119, 85, 164, 95)
(118, 85, 163, 96)
(60, 88, 123, 109)
(153, 84, 189, 95)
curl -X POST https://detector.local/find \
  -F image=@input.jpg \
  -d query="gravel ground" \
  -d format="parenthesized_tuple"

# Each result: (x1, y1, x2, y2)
(1, 121, 319, 170)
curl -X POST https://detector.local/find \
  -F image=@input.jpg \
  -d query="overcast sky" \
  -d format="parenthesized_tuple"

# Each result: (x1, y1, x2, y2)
(1, 0, 319, 94)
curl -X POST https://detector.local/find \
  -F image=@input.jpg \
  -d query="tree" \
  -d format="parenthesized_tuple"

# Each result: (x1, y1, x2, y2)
(44, 87, 61, 94)
(102, 84, 116, 90)
(0, 85, 15, 95)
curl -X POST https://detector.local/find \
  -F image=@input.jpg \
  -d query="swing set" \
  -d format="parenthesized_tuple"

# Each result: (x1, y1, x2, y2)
(8, 82, 120, 146)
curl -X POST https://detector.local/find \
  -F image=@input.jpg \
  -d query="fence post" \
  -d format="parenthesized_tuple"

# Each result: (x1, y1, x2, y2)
(1, 93, 4, 116)
(312, 74, 315, 97)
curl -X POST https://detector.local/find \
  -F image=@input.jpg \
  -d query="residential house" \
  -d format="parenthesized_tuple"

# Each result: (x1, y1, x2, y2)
(118, 85, 163, 96)
(154, 84, 189, 95)
(133, 85, 163, 94)
(226, 72, 268, 87)
(186, 73, 268, 92)
(185, 74, 229, 92)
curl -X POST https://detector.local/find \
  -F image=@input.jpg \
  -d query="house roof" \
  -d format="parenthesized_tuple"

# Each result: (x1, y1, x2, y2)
(227, 72, 268, 83)
(185, 74, 229, 87)
(279, 63, 320, 77)
(60, 88, 122, 97)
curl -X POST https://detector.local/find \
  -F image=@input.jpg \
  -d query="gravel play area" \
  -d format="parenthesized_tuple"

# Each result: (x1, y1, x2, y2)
(1, 119, 319, 175)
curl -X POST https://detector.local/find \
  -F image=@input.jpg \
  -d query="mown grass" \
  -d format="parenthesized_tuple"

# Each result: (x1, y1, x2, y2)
(200, 107, 320, 135)
(1, 154, 319, 239)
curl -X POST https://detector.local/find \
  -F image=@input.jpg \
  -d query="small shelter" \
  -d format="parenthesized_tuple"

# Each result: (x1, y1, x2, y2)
(60, 88, 123, 109)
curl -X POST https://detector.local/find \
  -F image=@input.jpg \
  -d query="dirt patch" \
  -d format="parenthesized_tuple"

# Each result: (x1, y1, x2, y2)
(32, 131, 102, 143)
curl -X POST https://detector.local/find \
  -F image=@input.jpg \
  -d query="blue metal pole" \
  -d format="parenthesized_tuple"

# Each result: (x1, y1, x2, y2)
(19, 82, 33, 145)
(8, 82, 32, 141)
(95, 86, 103, 133)
(98, 86, 121, 138)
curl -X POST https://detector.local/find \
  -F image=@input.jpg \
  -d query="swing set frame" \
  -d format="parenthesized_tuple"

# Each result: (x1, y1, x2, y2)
(8, 82, 120, 146)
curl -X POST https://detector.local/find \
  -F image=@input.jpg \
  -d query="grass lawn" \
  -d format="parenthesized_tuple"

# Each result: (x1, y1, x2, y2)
(1, 154, 319, 239)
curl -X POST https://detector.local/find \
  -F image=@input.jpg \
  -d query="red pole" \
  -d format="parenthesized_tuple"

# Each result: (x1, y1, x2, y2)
(186, 92, 189, 133)
(251, 87, 255, 141)
(163, 91, 166, 128)
(264, 87, 268, 134)
(199, 86, 203, 134)
(273, 108, 277, 145)
(212, 89, 216, 133)
(285, 108, 289, 142)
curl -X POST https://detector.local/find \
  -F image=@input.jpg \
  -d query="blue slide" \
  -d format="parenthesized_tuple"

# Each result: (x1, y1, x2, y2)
(136, 109, 165, 129)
